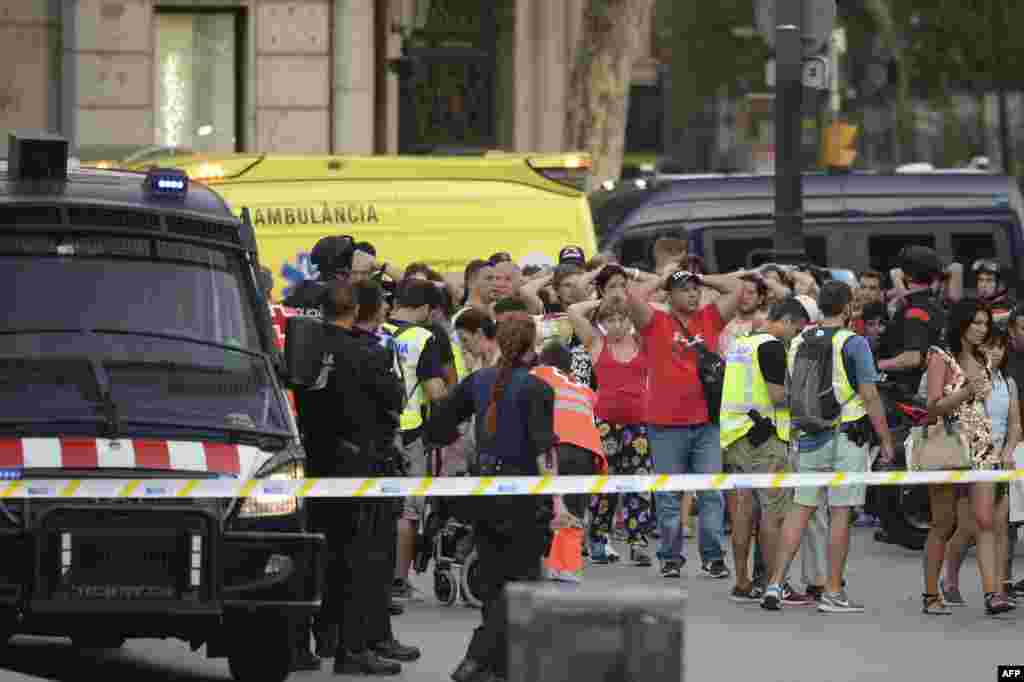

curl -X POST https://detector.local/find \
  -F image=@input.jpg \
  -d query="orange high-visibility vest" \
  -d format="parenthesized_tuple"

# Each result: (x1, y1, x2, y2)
(531, 365, 607, 474)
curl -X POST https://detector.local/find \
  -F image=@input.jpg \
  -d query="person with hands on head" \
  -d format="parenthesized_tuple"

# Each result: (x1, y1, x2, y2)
(623, 265, 742, 579)
(566, 295, 655, 566)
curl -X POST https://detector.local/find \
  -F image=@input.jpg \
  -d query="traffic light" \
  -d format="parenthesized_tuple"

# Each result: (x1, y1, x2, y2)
(822, 121, 858, 169)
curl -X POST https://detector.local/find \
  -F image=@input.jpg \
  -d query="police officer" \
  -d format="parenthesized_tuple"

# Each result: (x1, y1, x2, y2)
(973, 259, 1015, 325)
(349, 279, 422, 663)
(427, 312, 556, 682)
(300, 278, 409, 675)
(874, 246, 946, 549)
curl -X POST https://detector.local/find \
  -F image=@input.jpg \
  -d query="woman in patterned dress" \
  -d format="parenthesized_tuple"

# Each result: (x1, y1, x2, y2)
(567, 276, 654, 567)
(921, 300, 1014, 615)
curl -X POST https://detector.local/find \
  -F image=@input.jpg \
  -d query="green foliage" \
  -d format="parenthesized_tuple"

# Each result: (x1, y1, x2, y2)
(658, 0, 770, 96)
(892, 0, 1024, 93)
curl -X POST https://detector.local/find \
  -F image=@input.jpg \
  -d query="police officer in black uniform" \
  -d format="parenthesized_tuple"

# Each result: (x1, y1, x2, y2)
(300, 277, 410, 675)
(350, 279, 422, 664)
(874, 245, 946, 548)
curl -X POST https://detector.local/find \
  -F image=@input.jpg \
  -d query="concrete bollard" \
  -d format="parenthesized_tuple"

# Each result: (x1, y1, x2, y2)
(506, 582, 685, 682)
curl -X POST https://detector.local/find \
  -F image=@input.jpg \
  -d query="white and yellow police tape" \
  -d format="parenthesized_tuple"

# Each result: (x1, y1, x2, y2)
(0, 469, 1021, 499)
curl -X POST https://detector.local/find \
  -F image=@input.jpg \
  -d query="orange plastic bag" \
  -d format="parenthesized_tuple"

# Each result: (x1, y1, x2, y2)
(544, 527, 584, 576)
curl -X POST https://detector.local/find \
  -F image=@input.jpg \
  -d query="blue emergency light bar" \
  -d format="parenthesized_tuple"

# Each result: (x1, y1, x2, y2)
(144, 168, 189, 200)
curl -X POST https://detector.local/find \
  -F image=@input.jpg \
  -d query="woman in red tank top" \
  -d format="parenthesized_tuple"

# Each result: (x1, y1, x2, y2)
(567, 292, 654, 567)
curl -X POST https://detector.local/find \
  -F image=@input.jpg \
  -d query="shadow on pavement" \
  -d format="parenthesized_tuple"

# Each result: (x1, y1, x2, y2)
(0, 637, 226, 681)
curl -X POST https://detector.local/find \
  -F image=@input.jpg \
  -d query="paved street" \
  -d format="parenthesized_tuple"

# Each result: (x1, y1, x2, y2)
(1, 526, 1020, 682)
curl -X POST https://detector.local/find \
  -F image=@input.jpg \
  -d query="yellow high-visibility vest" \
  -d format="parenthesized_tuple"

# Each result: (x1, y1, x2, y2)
(720, 333, 791, 449)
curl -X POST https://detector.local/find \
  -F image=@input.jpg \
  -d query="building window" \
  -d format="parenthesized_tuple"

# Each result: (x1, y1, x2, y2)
(155, 11, 240, 153)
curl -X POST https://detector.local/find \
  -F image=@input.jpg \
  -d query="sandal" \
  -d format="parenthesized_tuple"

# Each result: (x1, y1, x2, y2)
(922, 593, 952, 615)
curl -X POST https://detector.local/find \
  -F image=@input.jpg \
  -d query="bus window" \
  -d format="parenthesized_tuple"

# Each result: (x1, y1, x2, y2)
(712, 235, 827, 272)
(952, 232, 998, 291)
(869, 234, 935, 276)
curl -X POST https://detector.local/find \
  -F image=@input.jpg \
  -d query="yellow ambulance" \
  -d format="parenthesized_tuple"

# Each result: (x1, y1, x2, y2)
(126, 152, 597, 299)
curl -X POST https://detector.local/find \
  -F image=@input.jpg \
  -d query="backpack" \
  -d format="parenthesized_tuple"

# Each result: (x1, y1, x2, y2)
(787, 327, 852, 434)
(671, 317, 724, 423)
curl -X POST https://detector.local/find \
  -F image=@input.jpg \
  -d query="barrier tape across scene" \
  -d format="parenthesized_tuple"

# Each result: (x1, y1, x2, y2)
(0, 470, 1022, 499)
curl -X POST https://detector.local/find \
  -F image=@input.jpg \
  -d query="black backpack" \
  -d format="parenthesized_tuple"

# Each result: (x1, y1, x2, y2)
(787, 327, 852, 434)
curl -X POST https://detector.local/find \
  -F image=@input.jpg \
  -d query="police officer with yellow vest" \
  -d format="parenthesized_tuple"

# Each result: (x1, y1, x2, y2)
(720, 297, 809, 603)
(761, 281, 895, 614)
(379, 279, 451, 600)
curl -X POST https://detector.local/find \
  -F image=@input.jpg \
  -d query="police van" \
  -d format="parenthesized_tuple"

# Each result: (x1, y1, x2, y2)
(597, 172, 1024, 293)
(125, 151, 598, 300)
(0, 132, 322, 682)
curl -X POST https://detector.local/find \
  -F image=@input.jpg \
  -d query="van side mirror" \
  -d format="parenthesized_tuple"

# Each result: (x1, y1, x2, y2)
(284, 316, 327, 388)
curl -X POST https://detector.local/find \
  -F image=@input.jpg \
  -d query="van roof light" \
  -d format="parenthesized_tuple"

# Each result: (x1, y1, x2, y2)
(144, 167, 189, 201)
(8, 131, 69, 182)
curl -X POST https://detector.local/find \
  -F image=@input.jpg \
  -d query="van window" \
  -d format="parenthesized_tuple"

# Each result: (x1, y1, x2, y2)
(868, 234, 936, 275)
(617, 227, 689, 269)
(712, 235, 827, 272)
(952, 232, 998, 290)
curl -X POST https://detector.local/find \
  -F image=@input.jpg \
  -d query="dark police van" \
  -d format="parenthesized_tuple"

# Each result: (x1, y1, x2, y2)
(0, 133, 323, 682)
(596, 171, 1024, 293)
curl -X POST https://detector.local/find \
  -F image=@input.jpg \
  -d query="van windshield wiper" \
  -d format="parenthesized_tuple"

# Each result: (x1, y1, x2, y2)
(0, 355, 121, 439)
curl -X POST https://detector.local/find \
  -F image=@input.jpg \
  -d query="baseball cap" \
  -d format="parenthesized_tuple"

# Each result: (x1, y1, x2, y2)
(558, 246, 586, 267)
(666, 270, 702, 291)
(310, 235, 355, 278)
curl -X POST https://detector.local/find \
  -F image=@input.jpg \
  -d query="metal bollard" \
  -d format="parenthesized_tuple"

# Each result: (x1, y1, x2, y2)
(506, 582, 685, 682)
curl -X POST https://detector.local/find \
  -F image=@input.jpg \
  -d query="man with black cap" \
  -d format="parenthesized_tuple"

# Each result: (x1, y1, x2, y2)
(624, 266, 743, 579)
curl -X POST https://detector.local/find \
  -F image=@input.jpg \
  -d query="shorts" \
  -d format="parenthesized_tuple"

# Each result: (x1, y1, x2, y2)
(793, 431, 868, 509)
(722, 434, 793, 515)
(400, 435, 428, 522)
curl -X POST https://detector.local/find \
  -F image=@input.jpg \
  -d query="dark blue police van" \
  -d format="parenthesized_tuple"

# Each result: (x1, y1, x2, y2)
(596, 172, 1024, 292)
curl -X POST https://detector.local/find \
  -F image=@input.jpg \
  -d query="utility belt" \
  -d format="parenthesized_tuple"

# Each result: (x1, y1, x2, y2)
(840, 416, 873, 447)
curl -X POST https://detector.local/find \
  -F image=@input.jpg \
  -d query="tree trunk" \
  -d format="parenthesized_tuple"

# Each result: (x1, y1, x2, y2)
(564, 0, 657, 189)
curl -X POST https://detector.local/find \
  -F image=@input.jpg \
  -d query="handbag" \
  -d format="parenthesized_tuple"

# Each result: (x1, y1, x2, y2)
(906, 416, 972, 471)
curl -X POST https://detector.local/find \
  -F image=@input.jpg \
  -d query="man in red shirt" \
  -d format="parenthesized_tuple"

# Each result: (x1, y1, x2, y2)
(625, 268, 742, 578)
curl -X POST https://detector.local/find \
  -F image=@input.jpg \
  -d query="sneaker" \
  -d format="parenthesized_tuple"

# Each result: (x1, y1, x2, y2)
(781, 583, 816, 607)
(940, 578, 967, 607)
(590, 542, 617, 565)
(730, 584, 764, 603)
(629, 546, 653, 567)
(805, 585, 825, 602)
(760, 584, 783, 611)
(817, 590, 865, 614)
(392, 579, 424, 602)
(700, 559, 731, 580)
(660, 560, 682, 578)
(985, 592, 1014, 615)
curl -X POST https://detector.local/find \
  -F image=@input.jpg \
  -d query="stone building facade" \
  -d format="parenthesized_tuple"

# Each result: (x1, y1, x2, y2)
(0, 0, 662, 160)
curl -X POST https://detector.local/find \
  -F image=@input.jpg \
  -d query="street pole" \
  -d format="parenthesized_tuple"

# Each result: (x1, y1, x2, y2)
(774, 0, 805, 254)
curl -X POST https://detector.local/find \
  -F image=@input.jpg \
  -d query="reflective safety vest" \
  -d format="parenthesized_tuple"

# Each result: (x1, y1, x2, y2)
(381, 321, 434, 432)
(451, 333, 469, 382)
(787, 326, 867, 427)
(720, 333, 790, 449)
(530, 365, 607, 473)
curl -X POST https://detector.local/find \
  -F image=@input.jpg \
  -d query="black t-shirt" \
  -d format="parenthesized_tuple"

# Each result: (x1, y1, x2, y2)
(757, 338, 787, 386)
(877, 290, 943, 396)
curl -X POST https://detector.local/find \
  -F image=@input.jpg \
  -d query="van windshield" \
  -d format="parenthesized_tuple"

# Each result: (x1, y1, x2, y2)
(0, 254, 291, 442)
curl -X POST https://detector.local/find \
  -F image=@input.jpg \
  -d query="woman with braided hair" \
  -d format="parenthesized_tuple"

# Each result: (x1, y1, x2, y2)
(426, 312, 558, 682)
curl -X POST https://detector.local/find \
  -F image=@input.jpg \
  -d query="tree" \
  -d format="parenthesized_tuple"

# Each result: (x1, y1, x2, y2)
(564, 0, 658, 188)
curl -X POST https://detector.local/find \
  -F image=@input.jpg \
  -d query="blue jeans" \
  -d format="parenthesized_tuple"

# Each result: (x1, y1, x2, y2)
(649, 424, 725, 564)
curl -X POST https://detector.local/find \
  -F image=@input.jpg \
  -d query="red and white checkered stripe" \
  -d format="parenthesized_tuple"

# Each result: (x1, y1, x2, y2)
(0, 438, 263, 477)
(270, 304, 296, 350)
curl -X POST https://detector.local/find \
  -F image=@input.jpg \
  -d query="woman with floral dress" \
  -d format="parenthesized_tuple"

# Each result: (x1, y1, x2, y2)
(568, 290, 654, 567)
(921, 300, 1014, 616)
